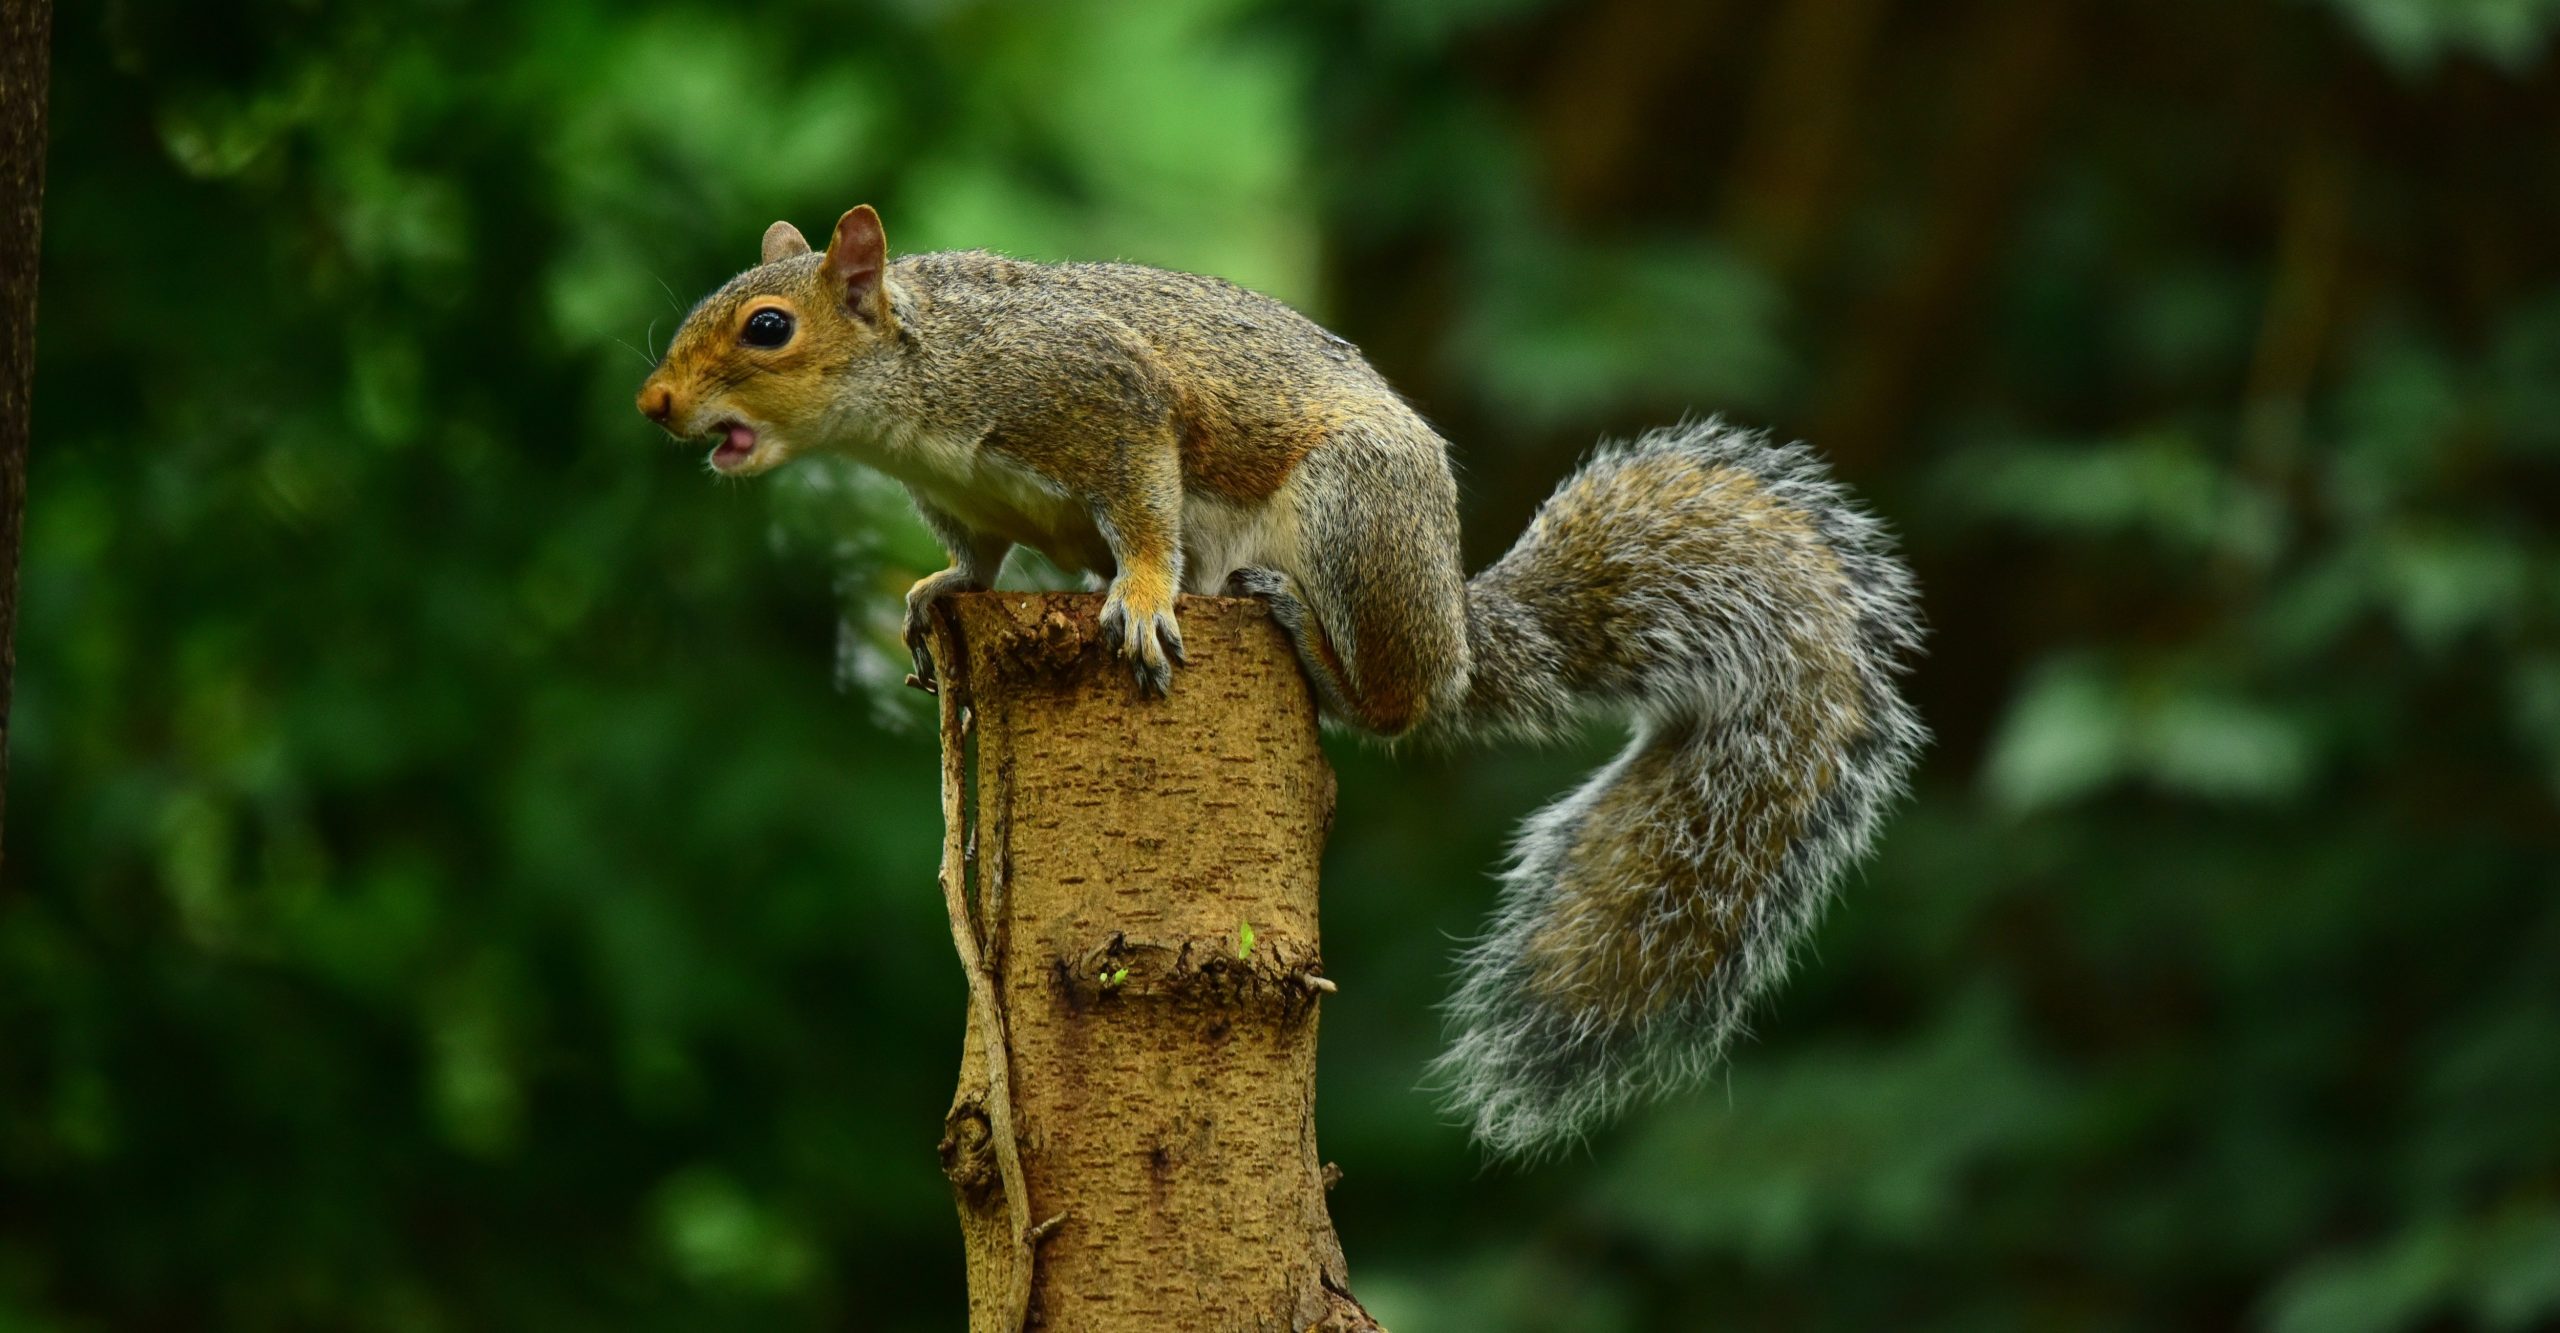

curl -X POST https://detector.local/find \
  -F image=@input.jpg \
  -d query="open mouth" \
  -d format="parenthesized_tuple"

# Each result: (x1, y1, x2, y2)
(708, 421, 759, 473)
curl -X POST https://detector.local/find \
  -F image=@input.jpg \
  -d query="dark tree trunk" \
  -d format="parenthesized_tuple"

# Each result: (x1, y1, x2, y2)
(0, 0, 51, 864)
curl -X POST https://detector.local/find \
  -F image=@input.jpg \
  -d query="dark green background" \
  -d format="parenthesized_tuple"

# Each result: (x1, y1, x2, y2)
(10, 0, 2559, 1328)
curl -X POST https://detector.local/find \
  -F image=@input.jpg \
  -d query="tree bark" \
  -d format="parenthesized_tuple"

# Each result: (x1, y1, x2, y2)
(0, 0, 51, 864)
(924, 591, 1380, 1333)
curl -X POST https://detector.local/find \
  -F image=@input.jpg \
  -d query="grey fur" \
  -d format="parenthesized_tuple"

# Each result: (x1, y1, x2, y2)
(1427, 420, 1927, 1158)
(647, 237, 1922, 1159)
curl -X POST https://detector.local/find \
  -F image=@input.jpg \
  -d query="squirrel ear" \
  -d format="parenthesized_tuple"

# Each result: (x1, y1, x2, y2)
(761, 220, 811, 263)
(822, 205, 889, 320)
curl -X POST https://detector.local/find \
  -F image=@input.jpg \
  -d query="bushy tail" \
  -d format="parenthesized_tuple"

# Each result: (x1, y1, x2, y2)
(1430, 419, 1926, 1157)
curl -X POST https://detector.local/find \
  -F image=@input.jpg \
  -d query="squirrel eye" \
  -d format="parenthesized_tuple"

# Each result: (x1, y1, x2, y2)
(741, 307, 795, 348)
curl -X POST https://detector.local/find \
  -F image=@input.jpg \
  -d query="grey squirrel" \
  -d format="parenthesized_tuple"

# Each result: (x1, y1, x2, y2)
(637, 205, 1928, 1156)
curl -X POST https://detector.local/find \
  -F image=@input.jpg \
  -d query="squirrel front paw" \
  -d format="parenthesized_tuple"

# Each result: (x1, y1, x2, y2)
(1099, 575, 1186, 696)
(903, 568, 985, 689)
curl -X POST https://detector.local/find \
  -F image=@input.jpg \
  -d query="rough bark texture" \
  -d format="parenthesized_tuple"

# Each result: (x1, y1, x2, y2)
(926, 591, 1380, 1333)
(0, 0, 51, 864)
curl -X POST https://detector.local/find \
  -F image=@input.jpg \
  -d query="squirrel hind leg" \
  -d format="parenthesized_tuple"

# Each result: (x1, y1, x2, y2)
(1231, 554, 1455, 738)
(1244, 435, 1466, 737)
(1225, 565, 1373, 727)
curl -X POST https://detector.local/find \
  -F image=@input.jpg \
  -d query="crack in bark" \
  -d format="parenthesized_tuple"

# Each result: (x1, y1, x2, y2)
(930, 611, 1046, 1332)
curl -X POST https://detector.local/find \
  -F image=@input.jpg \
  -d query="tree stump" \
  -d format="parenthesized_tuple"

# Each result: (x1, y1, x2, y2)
(924, 591, 1379, 1333)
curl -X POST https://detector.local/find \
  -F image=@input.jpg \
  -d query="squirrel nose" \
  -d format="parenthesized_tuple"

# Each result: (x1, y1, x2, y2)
(638, 382, 676, 425)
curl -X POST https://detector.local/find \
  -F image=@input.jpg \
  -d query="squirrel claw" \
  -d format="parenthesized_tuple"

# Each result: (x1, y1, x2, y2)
(904, 568, 986, 691)
(1099, 585, 1182, 697)
(1231, 565, 1314, 641)
(902, 627, 939, 691)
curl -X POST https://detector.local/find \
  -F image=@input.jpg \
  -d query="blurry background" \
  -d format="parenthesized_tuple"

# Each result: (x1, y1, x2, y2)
(9, 0, 2560, 1328)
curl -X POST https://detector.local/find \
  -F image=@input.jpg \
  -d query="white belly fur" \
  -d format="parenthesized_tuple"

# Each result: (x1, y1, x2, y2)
(852, 426, 1113, 574)
(842, 422, 1302, 592)
(1180, 489, 1297, 594)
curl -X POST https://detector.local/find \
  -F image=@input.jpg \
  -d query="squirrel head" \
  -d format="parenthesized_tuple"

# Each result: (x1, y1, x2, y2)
(636, 205, 901, 477)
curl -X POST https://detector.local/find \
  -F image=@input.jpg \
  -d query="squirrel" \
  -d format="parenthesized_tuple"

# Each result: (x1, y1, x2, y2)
(637, 205, 1927, 1157)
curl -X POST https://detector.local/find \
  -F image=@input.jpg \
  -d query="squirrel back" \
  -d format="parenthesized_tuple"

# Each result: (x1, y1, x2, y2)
(639, 208, 1926, 1157)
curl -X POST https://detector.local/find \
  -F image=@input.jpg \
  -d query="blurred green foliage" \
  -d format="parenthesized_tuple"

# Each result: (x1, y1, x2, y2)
(9, 0, 2560, 1329)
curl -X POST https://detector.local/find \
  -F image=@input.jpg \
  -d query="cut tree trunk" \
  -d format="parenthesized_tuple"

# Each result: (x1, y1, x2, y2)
(0, 0, 52, 864)
(923, 591, 1381, 1333)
